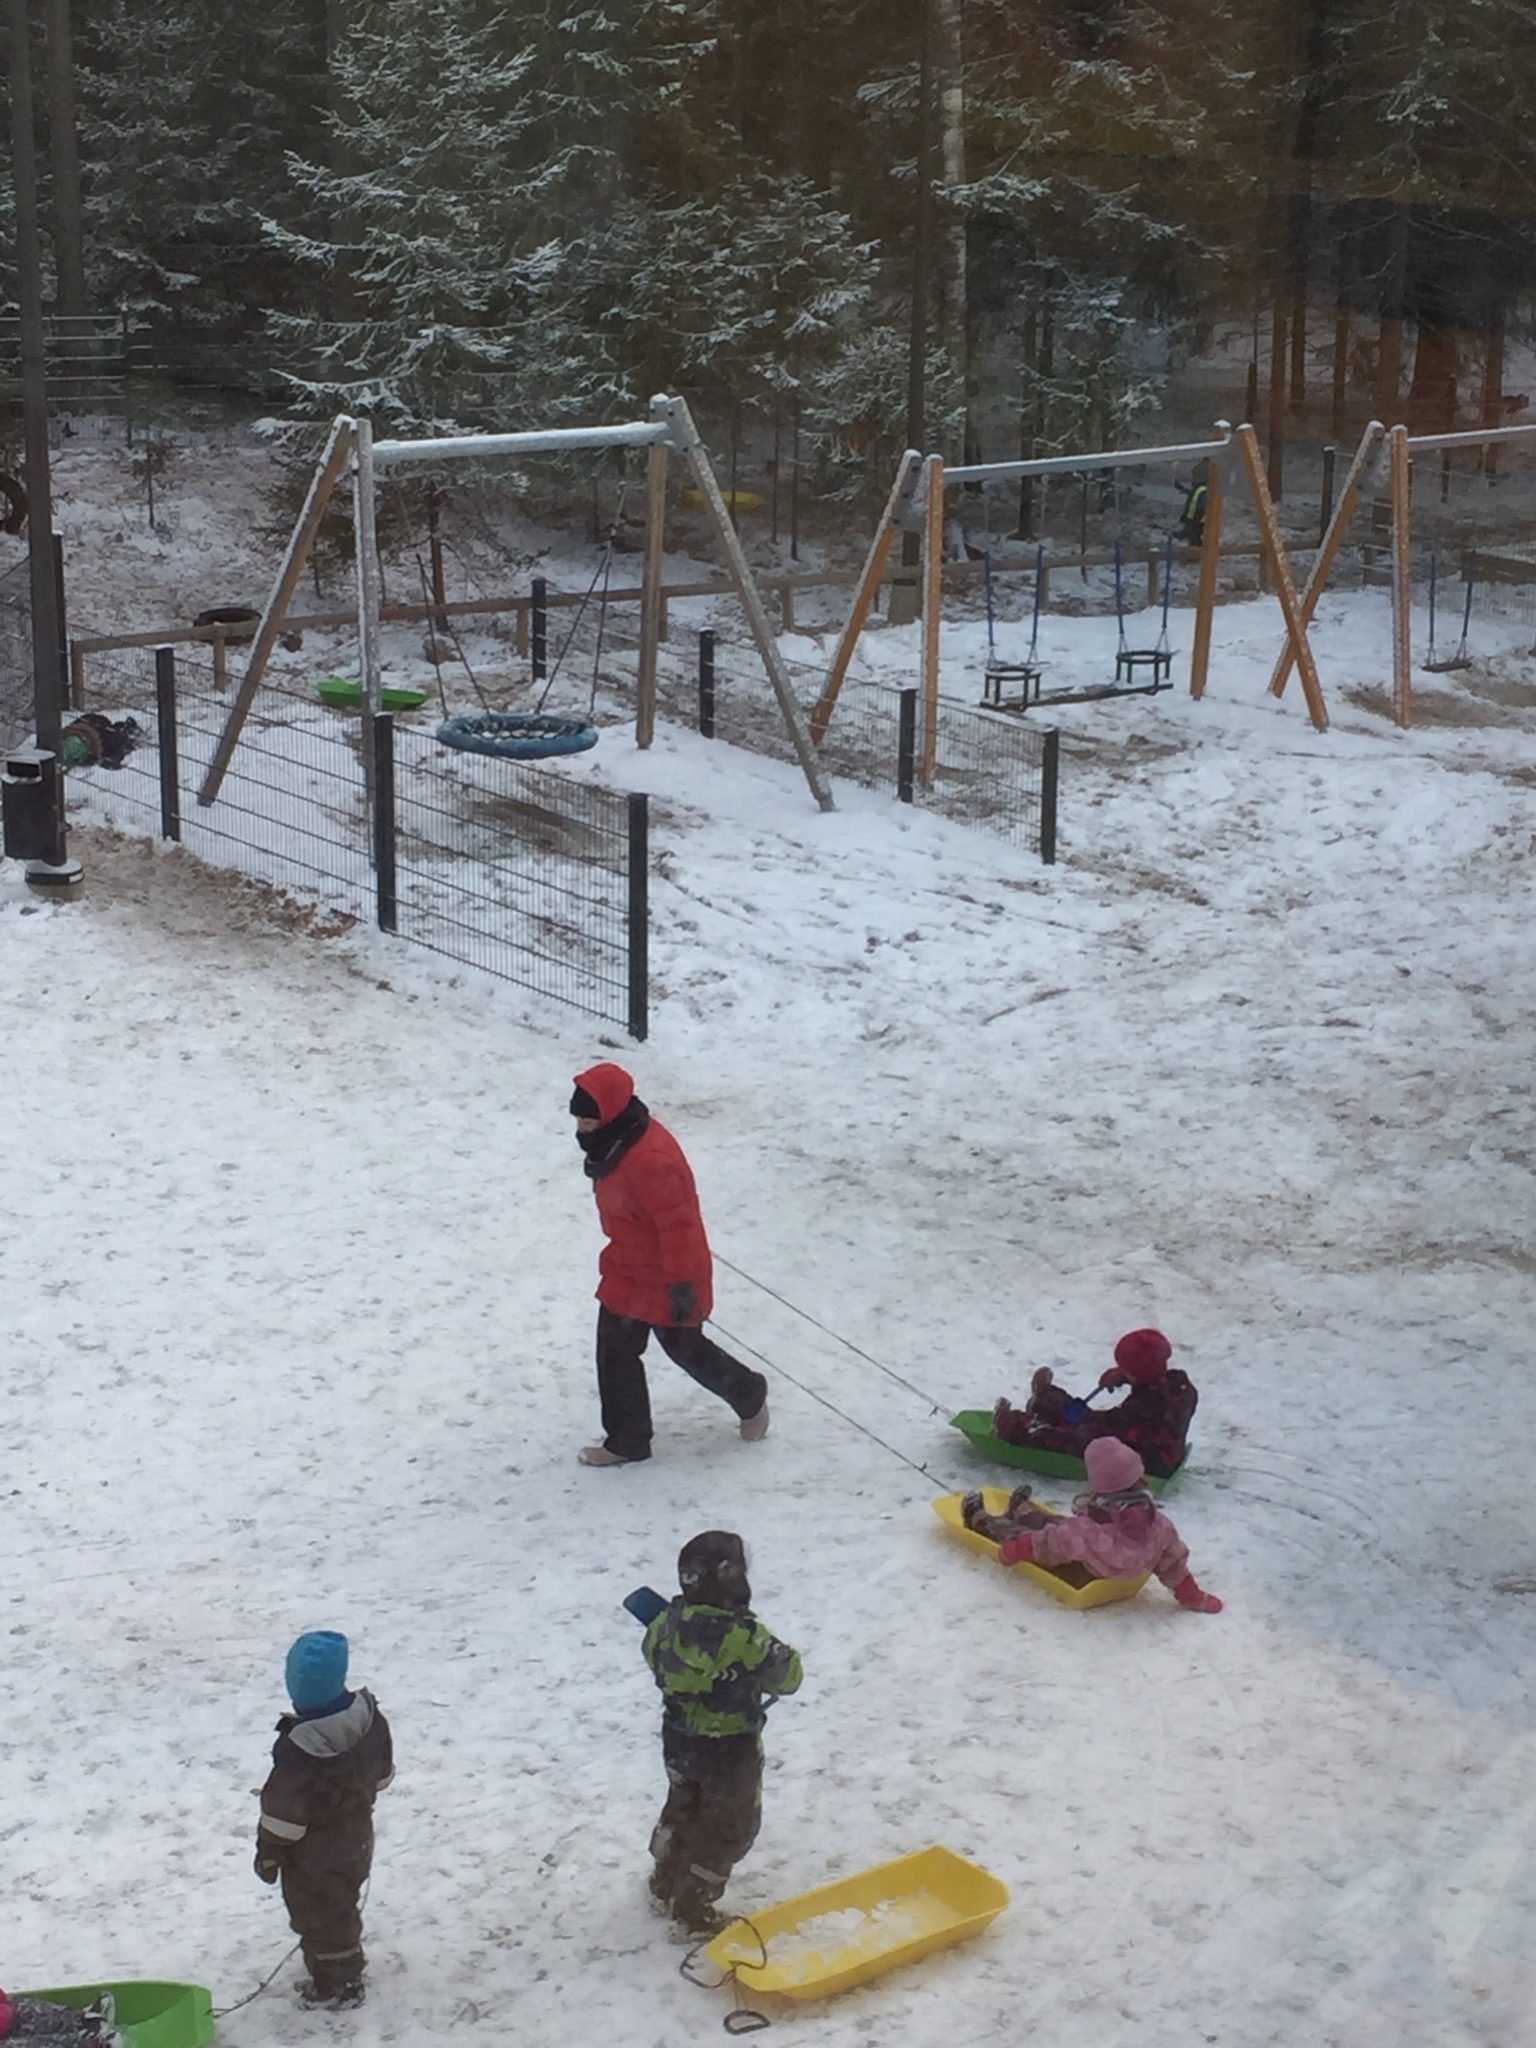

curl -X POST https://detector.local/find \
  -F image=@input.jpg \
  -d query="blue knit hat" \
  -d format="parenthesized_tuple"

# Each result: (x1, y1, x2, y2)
(285, 1630, 350, 1710)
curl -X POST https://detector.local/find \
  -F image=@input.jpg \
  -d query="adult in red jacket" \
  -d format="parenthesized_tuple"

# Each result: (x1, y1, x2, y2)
(571, 1062, 769, 1466)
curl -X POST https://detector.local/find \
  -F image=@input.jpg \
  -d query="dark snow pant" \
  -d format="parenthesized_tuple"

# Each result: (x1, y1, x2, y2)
(650, 1728, 763, 1922)
(596, 1305, 767, 1461)
(281, 1833, 372, 1995)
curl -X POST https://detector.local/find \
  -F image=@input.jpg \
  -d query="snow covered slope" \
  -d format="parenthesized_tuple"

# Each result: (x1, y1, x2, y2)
(6, 589, 1536, 2048)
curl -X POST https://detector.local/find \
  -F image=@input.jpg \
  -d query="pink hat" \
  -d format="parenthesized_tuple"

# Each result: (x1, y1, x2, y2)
(1113, 1328, 1172, 1384)
(1085, 1436, 1146, 1494)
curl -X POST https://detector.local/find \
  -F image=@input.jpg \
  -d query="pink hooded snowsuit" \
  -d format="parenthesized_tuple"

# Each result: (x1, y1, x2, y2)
(997, 1438, 1220, 1609)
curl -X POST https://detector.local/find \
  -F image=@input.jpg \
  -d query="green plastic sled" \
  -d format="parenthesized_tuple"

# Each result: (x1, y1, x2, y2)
(948, 1410, 1187, 1492)
(19, 1984, 215, 2048)
(316, 676, 429, 712)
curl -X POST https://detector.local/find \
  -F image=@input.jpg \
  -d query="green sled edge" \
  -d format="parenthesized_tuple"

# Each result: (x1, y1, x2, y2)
(948, 1410, 1187, 1492)
(19, 1984, 216, 2048)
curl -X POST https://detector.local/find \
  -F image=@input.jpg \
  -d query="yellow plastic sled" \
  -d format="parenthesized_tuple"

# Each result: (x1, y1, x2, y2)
(932, 1489, 1151, 1609)
(705, 1844, 1008, 2000)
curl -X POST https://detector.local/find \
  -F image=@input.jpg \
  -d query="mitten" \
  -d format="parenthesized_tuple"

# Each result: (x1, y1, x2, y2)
(667, 1281, 699, 1326)
(997, 1531, 1036, 1567)
(254, 1848, 281, 1884)
(1098, 1366, 1129, 1390)
(1172, 1574, 1223, 1613)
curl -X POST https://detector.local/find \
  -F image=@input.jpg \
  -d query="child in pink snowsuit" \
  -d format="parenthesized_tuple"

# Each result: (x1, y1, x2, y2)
(964, 1437, 1222, 1611)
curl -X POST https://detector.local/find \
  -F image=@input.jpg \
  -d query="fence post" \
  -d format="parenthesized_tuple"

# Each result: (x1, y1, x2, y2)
(372, 712, 397, 932)
(897, 687, 917, 803)
(697, 629, 716, 738)
(626, 791, 649, 1042)
(1039, 727, 1059, 866)
(154, 644, 181, 842)
(531, 576, 547, 684)
(51, 533, 69, 710)
(1318, 444, 1336, 545)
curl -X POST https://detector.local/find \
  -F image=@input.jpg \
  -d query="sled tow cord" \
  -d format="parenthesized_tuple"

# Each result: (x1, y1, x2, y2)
(709, 1317, 952, 1489)
(213, 1941, 301, 2017)
(713, 1253, 946, 1414)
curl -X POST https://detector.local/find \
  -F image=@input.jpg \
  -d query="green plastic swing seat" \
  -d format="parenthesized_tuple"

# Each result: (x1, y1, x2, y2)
(18, 1984, 215, 2048)
(315, 676, 430, 712)
(947, 1409, 1188, 1492)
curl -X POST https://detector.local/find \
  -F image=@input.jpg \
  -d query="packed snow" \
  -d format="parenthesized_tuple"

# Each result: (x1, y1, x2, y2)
(6, 446, 1536, 2048)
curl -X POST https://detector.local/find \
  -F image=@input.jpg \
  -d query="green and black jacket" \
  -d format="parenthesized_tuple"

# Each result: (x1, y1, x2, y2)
(642, 1599, 803, 1740)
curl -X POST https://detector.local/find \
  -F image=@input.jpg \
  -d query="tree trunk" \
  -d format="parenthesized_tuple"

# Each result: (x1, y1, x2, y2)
(931, 0, 968, 460)
(43, 0, 86, 318)
(1405, 321, 1459, 432)
(1374, 203, 1410, 421)
(1267, 295, 1287, 499)
(1480, 316, 1505, 477)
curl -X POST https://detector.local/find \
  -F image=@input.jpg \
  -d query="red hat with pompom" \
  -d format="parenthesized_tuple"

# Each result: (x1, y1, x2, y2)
(1113, 1328, 1172, 1384)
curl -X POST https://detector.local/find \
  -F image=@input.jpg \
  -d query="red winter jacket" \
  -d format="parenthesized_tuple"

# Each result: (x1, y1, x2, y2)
(575, 1063, 714, 1327)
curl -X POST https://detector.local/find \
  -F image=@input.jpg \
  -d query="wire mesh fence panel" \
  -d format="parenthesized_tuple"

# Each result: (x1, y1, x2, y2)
(927, 698, 1052, 854)
(391, 727, 636, 1027)
(71, 642, 373, 911)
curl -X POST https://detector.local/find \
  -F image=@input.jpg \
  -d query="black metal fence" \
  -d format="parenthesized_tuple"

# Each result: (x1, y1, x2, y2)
(67, 642, 649, 1036)
(685, 632, 1059, 861)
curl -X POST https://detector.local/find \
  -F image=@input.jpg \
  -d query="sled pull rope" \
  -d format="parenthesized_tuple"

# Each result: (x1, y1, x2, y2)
(680, 1917, 771, 2032)
(712, 1252, 944, 1413)
(709, 1316, 959, 1490)
(213, 1941, 302, 2017)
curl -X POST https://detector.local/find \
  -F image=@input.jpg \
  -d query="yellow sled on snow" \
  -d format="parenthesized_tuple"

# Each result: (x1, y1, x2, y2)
(932, 1489, 1151, 1609)
(704, 1844, 1007, 2001)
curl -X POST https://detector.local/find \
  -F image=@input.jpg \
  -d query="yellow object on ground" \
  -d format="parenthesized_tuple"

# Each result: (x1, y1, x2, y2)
(931, 1489, 1151, 1609)
(680, 486, 764, 512)
(705, 1844, 1008, 1999)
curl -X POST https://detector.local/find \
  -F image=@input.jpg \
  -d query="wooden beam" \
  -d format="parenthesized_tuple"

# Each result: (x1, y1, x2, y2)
(1235, 425, 1328, 732)
(1188, 428, 1228, 700)
(1389, 424, 1413, 728)
(197, 413, 354, 806)
(811, 448, 922, 745)
(634, 439, 668, 749)
(921, 453, 944, 789)
(654, 394, 834, 812)
(1269, 420, 1383, 699)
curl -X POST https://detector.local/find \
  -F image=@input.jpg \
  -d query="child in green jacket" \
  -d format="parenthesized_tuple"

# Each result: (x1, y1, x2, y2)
(642, 1530, 802, 1936)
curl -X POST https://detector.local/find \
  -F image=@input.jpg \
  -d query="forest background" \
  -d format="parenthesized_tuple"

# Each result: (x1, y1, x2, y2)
(2, 0, 1535, 524)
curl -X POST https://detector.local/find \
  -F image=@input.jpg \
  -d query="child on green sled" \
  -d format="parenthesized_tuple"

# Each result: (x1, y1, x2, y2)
(992, 1327, 1196, 1479)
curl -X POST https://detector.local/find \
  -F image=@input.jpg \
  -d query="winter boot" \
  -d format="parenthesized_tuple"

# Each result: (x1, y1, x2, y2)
(738, 1402, 769, 1442)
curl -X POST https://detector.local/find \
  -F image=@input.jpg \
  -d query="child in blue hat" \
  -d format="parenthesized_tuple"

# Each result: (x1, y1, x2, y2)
(254, 1631, 394, 2009)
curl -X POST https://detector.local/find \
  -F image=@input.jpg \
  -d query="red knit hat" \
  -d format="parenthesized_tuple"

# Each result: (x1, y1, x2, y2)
(1113, 1328, 1172, 1384)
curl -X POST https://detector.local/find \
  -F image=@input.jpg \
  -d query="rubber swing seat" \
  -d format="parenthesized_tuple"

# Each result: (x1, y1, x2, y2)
(436, 710, 599, 760)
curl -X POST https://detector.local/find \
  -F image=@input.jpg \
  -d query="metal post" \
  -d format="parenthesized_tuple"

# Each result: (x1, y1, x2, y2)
(1039, 727, 1059, 866)
(531, 575, 548, 683)
(154, 644, 180, 841)
(51, 530, 69, 708)
(697, 629, 716, 738)
(7, 0, 75, 883)
(1319, 444, 1336, 545)
(353, 415, 382, 820)
(372, 713, 397, 932)
(897, 687, 917, 803)
(626, 791, 649, 1042)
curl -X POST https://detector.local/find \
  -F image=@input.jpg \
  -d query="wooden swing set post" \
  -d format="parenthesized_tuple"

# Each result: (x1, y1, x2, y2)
(635, 438, 668, 750)
(810, 448, 923, 745)
(1389, 423, 1413, 728)
(1269, 419, 1384, 700)
(198, 412, 354, 806)
(652, 393, 834, 812)
(921, 453, 944, 789)
(1235, 424, 1329, 732)
(1187, 422, 1229, 701)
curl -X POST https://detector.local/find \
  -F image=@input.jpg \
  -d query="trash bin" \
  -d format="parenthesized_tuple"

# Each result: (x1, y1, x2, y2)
(2, 745, 62, 861)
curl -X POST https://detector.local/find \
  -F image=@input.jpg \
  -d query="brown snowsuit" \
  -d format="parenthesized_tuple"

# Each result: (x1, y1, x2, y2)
(255, 1689, 394, 1996)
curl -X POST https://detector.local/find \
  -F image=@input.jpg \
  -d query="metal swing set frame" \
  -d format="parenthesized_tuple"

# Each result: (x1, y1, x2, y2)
(196, 394, 834, 812)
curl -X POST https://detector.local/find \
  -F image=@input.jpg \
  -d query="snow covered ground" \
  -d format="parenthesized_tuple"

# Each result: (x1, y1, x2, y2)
(6, 456, 1536, 2048)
